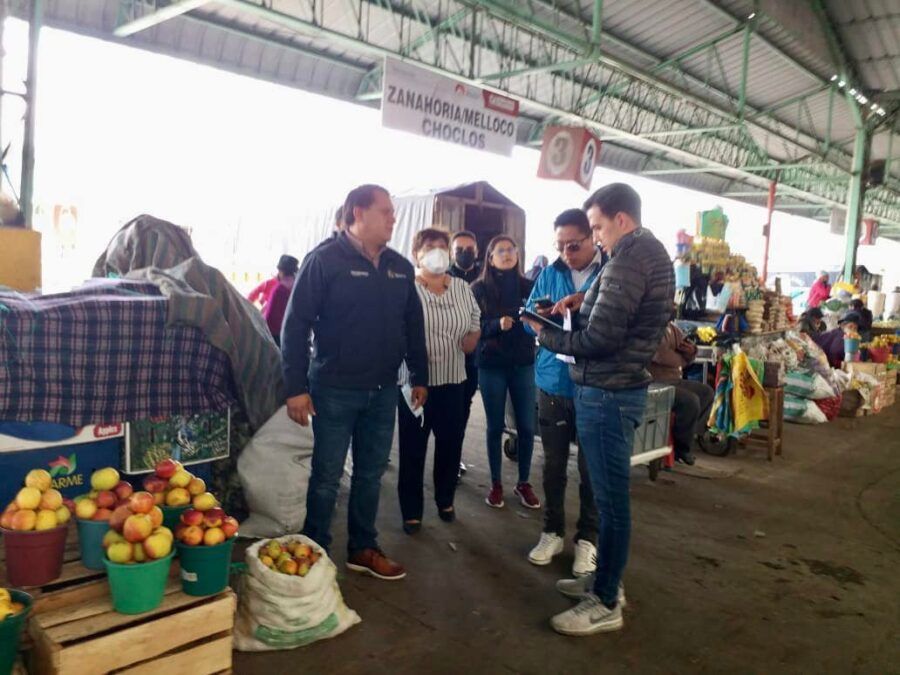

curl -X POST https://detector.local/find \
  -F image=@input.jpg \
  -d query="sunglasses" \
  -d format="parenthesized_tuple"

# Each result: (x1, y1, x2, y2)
(555, 236, 590, 253)
(493, 246, 518, 256)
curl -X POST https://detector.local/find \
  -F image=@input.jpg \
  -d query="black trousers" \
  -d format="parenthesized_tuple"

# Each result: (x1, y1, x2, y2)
(461, 359, 479, 430)
(537, 389, 599, 543)
(397, 383, 466, 520)
(662, 379, 715, 457)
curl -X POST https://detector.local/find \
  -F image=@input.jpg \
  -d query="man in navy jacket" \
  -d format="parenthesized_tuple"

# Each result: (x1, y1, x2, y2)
(281, 184, 428, 581)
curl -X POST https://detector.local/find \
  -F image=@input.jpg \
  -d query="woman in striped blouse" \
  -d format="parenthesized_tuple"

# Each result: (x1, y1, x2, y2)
(398, 228, 481, 534)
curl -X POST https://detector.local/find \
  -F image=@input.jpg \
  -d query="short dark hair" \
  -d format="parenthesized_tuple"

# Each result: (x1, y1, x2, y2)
(343, 184, 389, 227)
(277, 254, 299, 275)
(451, 230, 478, 247)
(553, 208, 590, 236)
(412, 228, 450, 255)
(850, 299, 864, 310)
(583, 183, 642, 224)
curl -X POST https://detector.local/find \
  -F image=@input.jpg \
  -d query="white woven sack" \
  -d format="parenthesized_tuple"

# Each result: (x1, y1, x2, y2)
(233, 535, 361, 651)
(237, 406, 313, 537)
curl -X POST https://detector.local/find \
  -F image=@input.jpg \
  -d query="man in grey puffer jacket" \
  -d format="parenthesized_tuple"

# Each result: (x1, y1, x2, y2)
(522, 183, 674, 637)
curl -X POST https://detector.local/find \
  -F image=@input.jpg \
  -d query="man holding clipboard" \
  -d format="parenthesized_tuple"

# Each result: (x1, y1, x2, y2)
(521, 209, 605, 580)
(521, 185, 674, 637)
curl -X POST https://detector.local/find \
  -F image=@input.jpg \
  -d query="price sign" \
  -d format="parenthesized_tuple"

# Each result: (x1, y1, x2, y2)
(537, 126, 601, 189)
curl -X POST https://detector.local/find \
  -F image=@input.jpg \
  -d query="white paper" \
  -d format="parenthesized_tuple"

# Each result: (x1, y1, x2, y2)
(556, 310, 576, 364)
(401, 383, 425, 425)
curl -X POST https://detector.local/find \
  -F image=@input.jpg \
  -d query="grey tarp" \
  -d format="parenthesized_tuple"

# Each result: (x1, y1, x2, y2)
(93, 215, 284, 431)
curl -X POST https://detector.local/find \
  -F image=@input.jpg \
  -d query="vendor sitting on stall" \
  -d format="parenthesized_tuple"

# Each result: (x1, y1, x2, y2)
(811, 310, 860, 368)
(850, 299, 873, 342)
(648, 321, 714, 466)
(798, 307, 825, 337)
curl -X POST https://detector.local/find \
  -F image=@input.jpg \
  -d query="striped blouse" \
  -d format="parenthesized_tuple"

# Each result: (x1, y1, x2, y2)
(401, 276, 481, 387)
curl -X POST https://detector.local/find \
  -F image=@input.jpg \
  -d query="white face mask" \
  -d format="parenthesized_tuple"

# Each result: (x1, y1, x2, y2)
(419, 248, 450, 274)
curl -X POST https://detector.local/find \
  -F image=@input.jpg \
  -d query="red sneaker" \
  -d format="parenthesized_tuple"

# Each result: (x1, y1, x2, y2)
(485, 482, 504, 508)
(346, 548, 406, 580)
(514, 482, 541, 509)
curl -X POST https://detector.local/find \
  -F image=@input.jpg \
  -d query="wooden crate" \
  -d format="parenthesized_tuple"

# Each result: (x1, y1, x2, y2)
(28, 580, 235, 675)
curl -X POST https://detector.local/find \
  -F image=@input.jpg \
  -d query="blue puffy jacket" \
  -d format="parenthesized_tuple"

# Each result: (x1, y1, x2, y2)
(525, 255, 604, 397)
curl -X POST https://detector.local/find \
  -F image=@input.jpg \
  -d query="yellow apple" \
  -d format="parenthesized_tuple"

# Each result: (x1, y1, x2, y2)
(90, 467, 120, 492)
(35, 509, 59, 531)
(168, 470, 192, 489)
(25, 469, 52, 492)
(15, 487, 41, 511)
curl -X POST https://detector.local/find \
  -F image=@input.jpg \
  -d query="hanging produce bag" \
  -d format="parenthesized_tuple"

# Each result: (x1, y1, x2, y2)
(730, 350, 769, 432)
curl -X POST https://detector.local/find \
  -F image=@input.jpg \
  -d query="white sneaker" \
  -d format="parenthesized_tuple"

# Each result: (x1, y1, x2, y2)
(556, 574, 627, 608)
(550, 592, 623, 636)
(527, 532, 564, 566)
(572, 539, 597, 577)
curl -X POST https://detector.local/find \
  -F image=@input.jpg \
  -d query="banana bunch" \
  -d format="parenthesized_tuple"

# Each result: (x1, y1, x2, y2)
(696, 326, 717, 344)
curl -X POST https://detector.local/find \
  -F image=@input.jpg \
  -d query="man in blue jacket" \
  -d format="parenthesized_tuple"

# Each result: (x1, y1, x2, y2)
(524, 209, 605, 577)
(281, 184, 428, 581)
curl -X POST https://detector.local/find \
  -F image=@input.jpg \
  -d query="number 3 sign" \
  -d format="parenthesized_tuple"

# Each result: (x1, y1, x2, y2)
(537, 126, 601, 189)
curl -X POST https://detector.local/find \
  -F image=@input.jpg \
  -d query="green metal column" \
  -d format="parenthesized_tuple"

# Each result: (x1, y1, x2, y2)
(842, 124, 869, 281)
(20, 0, 44, 229)
(591, 0, 603, 46)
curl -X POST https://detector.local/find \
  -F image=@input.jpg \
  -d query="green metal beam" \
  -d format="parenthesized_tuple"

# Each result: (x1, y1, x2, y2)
(599, 124, 740, 141)
(843, 125, 869, 279)
(738, 21, 752, 118)
(591, 0, 603, 46)
(114, 0, 212, 37)
(478, 56, 595, 81)
(20, 0, 42, 228)
(642, 162, 835, 176)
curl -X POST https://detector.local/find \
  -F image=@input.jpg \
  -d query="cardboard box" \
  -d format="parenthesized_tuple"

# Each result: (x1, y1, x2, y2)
(124, 409, 230, 474)
(0, 438, 122, 506)
(0, 226, 41, 291)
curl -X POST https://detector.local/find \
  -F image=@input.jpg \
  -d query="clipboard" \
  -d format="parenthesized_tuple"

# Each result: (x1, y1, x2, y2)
(519, 307, 563, 330)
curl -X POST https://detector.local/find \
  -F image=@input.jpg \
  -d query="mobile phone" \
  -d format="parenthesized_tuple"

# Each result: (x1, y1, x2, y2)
(534, 296, 553, 309)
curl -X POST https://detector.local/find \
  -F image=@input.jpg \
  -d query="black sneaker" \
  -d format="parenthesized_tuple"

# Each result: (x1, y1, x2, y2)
(676, 451, 696, 466)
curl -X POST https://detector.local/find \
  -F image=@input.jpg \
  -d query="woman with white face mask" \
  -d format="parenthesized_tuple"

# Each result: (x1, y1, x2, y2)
(397, 228, 481, 534)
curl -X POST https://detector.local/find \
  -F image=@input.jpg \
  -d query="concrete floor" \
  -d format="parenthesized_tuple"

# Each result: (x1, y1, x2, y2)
(234, 397, 900, 675)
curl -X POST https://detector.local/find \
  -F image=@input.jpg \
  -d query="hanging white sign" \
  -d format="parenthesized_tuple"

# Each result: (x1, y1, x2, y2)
(381, 58, 519, 156)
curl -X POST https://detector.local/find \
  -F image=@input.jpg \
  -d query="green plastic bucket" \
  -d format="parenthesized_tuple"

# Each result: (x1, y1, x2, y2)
(175, 539, 235, 596)
(0, 590, 33, 675)
(104, 552, 173, 614)
(161, 505, 189, 531)
(76, 518, 111, 571)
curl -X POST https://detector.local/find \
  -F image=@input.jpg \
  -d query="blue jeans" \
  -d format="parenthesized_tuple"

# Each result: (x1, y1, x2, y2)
(302, 384, 396, 554)
(574, 385, 647, 607)
(479, 365, 535, 484)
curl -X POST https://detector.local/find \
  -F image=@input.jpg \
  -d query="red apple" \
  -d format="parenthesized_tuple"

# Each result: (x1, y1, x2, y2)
(174, 523, 188, 542)
(203, 507, 225, 528)
(221, 516, 239, 539)
(96, 491, 117, 509)
(62, 498, 76, 514)
(180, 525, 204, 546)
(148, 506, 163, 529)
(123, 513, 153, 543)
(109, 504, 133, 533)
(180, 508, 204, 527)
(142, 475, 168, 494)
(143, 532, 173, 559)
(128, 491, 155, 515)
(154, 458, 181, 480)
(93, 508, 113, 522)
(113, 481, 134, 502)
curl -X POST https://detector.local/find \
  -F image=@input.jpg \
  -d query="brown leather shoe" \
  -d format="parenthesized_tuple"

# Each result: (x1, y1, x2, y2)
(346, 548, 407, 580)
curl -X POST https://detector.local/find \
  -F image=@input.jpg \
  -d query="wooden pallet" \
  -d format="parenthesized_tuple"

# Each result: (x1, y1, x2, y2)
(28, 579, 235, 675)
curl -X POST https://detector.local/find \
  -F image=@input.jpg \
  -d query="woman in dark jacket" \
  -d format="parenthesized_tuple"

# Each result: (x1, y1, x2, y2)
(471, 235, 539, 510)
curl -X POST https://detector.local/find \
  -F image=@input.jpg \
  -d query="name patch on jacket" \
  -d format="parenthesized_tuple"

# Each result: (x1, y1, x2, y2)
(387, 270, 407, 279)
(350, 270, 370, 277)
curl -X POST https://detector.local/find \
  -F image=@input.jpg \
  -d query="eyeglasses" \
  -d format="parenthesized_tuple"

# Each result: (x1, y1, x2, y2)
(555, 236, 590, 253)
(493, 246, 517, 256)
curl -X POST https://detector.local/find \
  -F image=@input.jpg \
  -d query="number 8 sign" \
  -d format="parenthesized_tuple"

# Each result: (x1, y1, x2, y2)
(537, 126, 602, 189)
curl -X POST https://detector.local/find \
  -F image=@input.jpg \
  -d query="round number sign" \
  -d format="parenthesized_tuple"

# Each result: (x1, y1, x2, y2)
(579, 138, 598, 186)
